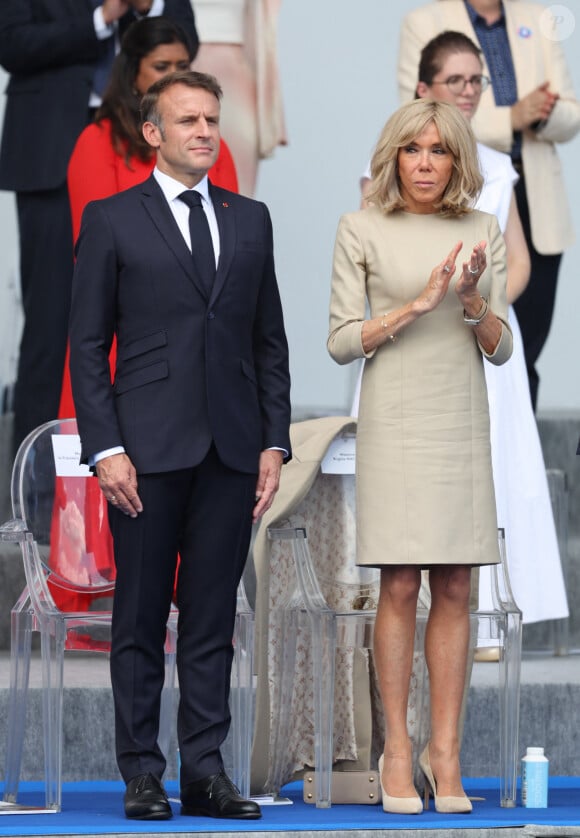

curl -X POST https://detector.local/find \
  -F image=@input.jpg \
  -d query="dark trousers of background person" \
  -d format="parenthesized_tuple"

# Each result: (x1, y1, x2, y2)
(513, 174, 563, 412)
(12, 184, 73, 453)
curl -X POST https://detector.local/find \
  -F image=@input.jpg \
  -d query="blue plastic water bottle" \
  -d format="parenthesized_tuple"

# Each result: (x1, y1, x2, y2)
(521, 746, 548, 808)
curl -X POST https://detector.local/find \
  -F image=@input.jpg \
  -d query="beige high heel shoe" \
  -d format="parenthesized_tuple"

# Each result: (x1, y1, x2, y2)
(378, 754, 423, 815)
(419, 745, 472, 814)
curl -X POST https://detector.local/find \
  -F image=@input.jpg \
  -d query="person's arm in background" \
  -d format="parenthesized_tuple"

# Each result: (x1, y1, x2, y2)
(474, 8, 580, 151)
(0, 0, 100, 72)
(124, 0, 199, 58)
(525, 36, 580, 145)
(503, 192, 530, 304)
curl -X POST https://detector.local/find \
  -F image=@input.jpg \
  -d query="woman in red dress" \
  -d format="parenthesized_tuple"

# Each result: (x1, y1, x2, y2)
(60, 15, 238, 417)
(53, 18, 238, 615)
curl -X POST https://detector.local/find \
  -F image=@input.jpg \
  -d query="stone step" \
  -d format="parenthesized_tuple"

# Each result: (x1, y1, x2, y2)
(0, 653, 578, 784)
(0, 653, 231, 784)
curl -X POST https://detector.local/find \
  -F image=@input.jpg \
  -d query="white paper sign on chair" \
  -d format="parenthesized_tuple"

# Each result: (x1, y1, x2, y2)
(320, 433, 356, 474)
(51, 434, 93, 477)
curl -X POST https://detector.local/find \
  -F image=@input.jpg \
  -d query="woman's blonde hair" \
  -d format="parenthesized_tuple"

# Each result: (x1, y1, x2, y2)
(367, 99, 482, 216)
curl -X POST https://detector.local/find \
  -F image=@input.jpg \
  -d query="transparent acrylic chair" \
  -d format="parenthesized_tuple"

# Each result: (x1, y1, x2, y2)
(266, 470, 522, 808)
(460, 528, 523, 807)
(0, 419, 254, 809)
(229, 579, 255, 799)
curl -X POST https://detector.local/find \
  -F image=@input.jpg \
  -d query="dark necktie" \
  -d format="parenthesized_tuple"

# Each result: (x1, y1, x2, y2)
(178, 190, 216, 296)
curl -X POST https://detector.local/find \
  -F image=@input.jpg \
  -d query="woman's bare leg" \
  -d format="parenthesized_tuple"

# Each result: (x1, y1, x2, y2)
(374, 565, 421, 796)
(425, 564, 472, 796)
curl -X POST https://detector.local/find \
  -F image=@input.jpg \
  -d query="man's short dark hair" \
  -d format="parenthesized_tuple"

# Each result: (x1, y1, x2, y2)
(140, 70, 222, 133)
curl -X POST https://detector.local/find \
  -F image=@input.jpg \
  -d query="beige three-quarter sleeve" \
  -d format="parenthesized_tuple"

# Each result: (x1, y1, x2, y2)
(479, 213, 513, 366)
(327, 214, 374, 365)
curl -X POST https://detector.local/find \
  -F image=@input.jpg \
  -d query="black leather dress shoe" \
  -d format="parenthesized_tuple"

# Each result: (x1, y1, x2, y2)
(124, 772, 172, 820)
(181, 771, 261, 819)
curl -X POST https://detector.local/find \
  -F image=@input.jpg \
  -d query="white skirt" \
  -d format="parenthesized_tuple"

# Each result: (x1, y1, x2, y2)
(480, 306, 568, 623)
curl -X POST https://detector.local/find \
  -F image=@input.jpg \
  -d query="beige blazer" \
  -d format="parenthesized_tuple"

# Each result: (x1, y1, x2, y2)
(398, 0, 580, 254)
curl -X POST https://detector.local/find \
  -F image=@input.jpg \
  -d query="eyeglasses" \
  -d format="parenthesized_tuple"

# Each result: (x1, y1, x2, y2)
(431, 74, 491, 95)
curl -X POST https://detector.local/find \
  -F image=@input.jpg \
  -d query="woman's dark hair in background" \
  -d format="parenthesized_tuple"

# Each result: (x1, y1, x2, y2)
(418, 30, 483, 88)
(96, 16, 194, 164)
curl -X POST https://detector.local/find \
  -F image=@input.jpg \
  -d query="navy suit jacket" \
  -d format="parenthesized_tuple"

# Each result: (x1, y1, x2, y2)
(69, 175, 292, 475)
(0, 0, 198, 192)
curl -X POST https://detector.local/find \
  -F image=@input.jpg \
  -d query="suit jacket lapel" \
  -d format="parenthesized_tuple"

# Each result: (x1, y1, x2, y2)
(504, 2, 527, 92)
(210, 183, 236, 305)
(139, 175, 209, 300)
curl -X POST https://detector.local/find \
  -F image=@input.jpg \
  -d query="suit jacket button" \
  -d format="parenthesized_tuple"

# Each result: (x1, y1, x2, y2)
(207, 311, 215, 320)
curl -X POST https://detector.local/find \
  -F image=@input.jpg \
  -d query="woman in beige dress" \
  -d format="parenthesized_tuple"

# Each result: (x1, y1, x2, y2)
(327, 99, 512, 815)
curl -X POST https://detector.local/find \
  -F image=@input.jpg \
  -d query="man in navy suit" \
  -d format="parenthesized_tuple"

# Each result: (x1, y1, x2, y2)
(0, 0, 197, 451)
(69, 70, 291, 821)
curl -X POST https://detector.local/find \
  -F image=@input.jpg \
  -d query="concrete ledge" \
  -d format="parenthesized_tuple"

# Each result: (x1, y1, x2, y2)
(0, 678, 578, 782)
(537, 411, 580, 540)
(0, 653, 579, 783)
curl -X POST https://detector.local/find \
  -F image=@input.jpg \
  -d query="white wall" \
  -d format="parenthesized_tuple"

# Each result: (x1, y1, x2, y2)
(0, 0, 578, 413)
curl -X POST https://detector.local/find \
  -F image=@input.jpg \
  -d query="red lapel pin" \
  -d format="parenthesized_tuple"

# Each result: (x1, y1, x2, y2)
(222, 202, 229, 207)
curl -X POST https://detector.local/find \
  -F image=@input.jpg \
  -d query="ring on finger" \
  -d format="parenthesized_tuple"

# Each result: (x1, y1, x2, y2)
(468, 266, 479, 275)
(110, 495, 117, 503)
(443, 265, 451, 273)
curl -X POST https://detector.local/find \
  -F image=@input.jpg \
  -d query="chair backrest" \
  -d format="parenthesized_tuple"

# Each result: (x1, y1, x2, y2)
(270, 471, 380, 614)
(279, 472, 520, 620)
(11, 418, 116, 614)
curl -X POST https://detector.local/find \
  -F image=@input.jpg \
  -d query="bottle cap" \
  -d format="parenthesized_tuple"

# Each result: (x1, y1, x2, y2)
(526, 747, 545, 756)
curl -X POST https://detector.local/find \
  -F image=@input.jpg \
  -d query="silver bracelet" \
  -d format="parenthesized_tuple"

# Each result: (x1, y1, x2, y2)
(463, 297, 488, 326)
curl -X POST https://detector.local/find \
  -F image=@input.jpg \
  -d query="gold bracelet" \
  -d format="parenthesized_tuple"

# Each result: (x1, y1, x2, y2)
(380, 315, 397, 343)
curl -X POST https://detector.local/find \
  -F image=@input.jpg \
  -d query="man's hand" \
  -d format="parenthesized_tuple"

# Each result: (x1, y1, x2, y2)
(253, 449, 284, 523)
(127, 0, 154, 14)
(511, 82, 559, 131)
(101, 0, 131, 25)
(95, 453, 143, 518)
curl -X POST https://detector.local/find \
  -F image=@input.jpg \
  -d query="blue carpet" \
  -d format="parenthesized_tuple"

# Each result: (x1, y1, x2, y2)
(0, 778, 579, 834)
